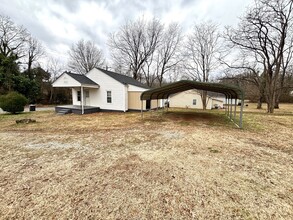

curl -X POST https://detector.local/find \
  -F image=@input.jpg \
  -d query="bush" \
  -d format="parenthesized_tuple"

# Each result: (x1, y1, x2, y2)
(0, 92, 28, 114)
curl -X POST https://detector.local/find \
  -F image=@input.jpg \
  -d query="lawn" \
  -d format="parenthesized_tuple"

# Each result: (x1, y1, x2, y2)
(0, 104, 292, 219)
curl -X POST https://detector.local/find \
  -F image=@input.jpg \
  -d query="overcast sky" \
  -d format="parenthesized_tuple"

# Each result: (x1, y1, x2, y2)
(1, 0, 253, 67)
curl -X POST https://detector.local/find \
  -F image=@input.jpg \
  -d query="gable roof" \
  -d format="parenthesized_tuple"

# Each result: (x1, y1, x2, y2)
(66, 72, 98, 86)
(95, 68, 149, 89)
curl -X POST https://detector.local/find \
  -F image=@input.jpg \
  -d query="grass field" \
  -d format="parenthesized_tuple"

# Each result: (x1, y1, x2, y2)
(0, 104, 292, 219)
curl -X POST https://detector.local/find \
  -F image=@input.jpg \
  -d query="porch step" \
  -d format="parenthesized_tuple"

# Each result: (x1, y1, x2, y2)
(57, 109, 72, 115)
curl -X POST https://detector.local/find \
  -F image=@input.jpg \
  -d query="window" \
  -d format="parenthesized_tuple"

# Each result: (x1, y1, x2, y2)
(107, 91, 112, 103)
(193, 99, 196, 105)
(77, 91, 81, 101)
(85, 90, 89, 98)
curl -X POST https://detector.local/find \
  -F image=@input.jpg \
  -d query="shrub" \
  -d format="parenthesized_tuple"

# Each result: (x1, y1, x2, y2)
(0, 92, 28, 114)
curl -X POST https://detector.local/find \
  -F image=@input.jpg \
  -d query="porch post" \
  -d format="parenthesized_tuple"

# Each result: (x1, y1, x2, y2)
(81, 86, 84, 115)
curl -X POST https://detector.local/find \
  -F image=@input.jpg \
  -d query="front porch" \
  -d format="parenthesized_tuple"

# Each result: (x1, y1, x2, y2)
(52, 72, 101, 115)
(55, 105, 100, 114)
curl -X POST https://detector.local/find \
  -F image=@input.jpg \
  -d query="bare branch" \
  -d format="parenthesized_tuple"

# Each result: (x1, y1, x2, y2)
(68, 39, 105, 75)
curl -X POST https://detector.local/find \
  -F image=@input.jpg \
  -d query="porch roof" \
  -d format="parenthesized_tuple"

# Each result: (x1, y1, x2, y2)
(52, 72, 100, 88)
(66, 72, 98, 86)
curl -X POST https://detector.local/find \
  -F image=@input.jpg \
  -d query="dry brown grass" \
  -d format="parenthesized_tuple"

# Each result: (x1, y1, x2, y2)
(0, 104, 292, 219)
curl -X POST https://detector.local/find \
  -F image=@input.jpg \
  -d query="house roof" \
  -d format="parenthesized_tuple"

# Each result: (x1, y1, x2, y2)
(96, 68, 149, 89)
(66, 72, 98, 86)
(141, 80, 244, 100)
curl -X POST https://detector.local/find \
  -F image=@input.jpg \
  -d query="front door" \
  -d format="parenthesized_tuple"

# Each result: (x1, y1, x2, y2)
(84, 90, 90, 106)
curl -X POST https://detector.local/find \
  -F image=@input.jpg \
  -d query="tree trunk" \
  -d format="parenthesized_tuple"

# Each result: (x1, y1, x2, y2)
(266, 87, 276, 113)
(27, 59, 33, 79)
(257, 96, 263, 109)
(257, 88, 265, 109)
(274, 76, 284, 109)
(132, 68, 138, 80)
(274, 95, 280, 109)
(158, 76, 163, 87)
(201, 90, 207, 110)
(257, 74, 266, 109)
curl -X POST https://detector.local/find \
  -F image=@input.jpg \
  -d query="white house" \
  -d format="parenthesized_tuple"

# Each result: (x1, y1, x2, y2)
(52, 68, 157, 114)
(169, 90, 224, 109)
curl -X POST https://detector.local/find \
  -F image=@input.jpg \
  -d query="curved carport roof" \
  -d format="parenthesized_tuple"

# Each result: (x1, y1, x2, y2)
(140, 80, 244, 128)
(140, 80, 243, 100)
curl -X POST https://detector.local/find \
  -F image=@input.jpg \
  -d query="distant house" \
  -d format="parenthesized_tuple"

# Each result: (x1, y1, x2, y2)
(52, 68, 157, 114)
(169, 90, 224, 109)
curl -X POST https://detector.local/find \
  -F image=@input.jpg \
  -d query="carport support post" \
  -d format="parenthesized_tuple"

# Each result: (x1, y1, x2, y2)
(141, 100, 143, 118)
(81, 86, 84, 115)
(239, 95, 244, 128)
(234, 98, 237, 120)
(225, 96, 227, 115)
(157, 99, 159, 111)
(226, 96, 230, 117)
(230, 97, 233, 119)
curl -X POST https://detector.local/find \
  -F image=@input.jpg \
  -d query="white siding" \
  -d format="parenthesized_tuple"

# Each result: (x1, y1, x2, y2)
(169, 90, 221, 110)
(128, 84, 148, 92)
(170, 90, 203, 109)
(86, 69, 126, 111)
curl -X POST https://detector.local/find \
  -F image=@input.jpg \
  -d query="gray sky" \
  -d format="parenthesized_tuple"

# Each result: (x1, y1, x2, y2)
(1, 0, 253, 67)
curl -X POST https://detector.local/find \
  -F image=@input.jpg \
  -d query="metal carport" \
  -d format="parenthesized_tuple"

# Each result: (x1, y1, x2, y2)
(140, 80, 244, 128)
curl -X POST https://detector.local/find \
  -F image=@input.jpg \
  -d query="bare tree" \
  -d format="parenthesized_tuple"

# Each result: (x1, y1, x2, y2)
(226, 0, 293, 113)
(109, 17, 163, 80)
(140, 23, 182, 87)
(275, 25, 293, 108)
(141, 52, 157, 87)
(155, 23, 182, 86)
(0, 15, 28, 58)
(46, 57, 65, 102)
(184, 21, 222, 110)
(26, 36, 45, 79)
(68, 39, 105, 75)
(220, 49, 268, 109)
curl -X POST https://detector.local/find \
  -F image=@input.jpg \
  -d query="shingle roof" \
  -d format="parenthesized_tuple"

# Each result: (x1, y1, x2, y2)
(96, 68, 149, 89)
(66, 72, 98, 85)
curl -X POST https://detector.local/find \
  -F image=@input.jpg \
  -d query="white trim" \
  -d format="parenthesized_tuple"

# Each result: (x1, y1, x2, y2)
(80, 84, 100, 88)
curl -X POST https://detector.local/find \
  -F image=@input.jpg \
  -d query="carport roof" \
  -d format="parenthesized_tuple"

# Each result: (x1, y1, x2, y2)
(140, 80, 243, 100)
